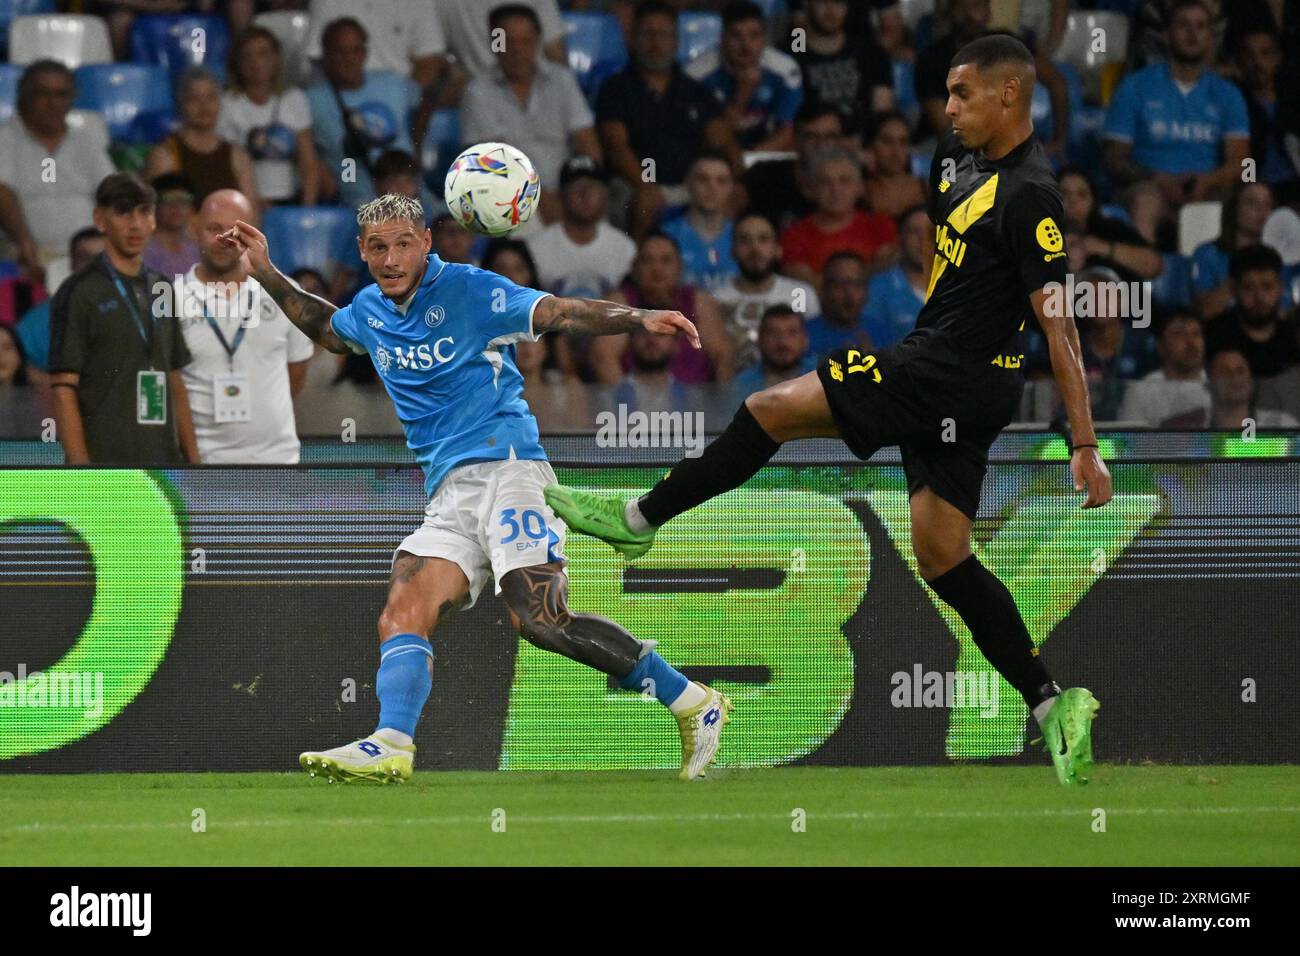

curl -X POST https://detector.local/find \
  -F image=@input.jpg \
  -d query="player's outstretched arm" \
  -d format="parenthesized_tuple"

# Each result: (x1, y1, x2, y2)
(533, 296, 701, 348)
(1031, 287, 1113, 509)
(221, 219, 354, 354)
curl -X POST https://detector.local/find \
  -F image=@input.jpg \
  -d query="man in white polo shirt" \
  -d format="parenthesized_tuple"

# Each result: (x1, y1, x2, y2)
(175, 189, 315, 463)
(0, 60, 115, 275)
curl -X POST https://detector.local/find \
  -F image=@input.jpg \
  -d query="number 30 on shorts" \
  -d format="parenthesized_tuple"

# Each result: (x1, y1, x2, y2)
(846, 349, 882, 382)
(499, 507, 548, 543)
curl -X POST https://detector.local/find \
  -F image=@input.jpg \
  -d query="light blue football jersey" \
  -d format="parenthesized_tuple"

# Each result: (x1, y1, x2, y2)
(329, 253, 551, 497)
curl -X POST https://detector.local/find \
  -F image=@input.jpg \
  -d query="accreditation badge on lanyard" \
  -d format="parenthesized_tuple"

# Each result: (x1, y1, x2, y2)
(107, 262, 168, 426)
(205, 295, 252, 424)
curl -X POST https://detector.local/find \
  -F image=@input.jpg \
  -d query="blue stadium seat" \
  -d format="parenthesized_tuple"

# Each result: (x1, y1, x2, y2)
(562, 12, 627, 101)
(0, 0, 52, 53)
(129, 14, 230, 85)
(892, 57, 917, 120)
(751, 0, 788, 15)
(1100, 203, 1132, 226)
(74, 64, 174, 143)
(678, 12, 721, 63)
(420, 107, 461, 192)
(1151, 253, 1192, 311)
(261, 206, 357, 276)
(0, 61, 22, 126)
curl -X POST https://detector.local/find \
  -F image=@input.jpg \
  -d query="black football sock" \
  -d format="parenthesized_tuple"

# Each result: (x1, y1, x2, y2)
(925, 554, 1058, 708)
(637, 401, 781, 527)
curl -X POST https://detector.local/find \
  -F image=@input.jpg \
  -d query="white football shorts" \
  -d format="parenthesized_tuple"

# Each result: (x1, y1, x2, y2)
(395, 458, 567, 608)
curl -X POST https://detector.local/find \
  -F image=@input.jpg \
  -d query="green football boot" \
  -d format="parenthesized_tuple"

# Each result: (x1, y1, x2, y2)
(1035, 688, 1100, 786)
(544, 484, 656, 560)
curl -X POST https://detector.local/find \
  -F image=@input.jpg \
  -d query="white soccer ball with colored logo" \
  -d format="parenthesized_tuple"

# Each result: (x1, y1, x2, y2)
(443, 142, 541, 237)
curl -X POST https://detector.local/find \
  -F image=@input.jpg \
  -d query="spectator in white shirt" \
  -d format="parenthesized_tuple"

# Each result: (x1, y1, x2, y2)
(526, 156, 636, 300)
(440, 0, 568, 79)
(712, 211, 820, 368)
(0, 60, 115, 282)
(1118, 311, 1212, 427)
(175, 189, 315, 463)
(219, 26, 322, 205)
(461, 4, 601, 224)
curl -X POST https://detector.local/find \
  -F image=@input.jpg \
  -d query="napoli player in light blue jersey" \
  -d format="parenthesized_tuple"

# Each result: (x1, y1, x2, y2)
(223, 194, 731, 783)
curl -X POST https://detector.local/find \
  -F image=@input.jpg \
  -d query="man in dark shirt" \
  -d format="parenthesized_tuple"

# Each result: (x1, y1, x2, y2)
(49, 172, 198, 465)
(1205, 244, 1300, 378)
(915, 0, 991, 139)
(549, 35, 1112, 788)
(795, 0, 894, 136)
(595, 0, 739, 237)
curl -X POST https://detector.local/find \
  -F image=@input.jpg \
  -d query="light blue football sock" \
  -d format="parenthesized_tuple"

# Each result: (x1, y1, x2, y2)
(375, 634, 434, 738)
(618, 651, 689, 707)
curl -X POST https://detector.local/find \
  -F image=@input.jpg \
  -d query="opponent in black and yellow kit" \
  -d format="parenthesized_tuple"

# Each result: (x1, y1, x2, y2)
(545, 35, 1112, 786)
(816, 128, 1068, 519)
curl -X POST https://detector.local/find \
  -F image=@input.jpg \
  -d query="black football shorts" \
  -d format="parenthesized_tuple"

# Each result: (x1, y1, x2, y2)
(815, 332, 1024, 520)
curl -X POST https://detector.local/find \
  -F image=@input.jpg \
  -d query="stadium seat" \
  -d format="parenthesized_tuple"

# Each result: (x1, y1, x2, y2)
(1053, 12, 1129, 104)
(1100, 203, 1132, 226)
(420, 107, 461, 191)
(892, 57, 917, 121)
(0, 0, 53, 54)
(73, 64, 174, 144)
(1151, 252, 1192, 311)
(253, 10, 313, 88)
(751, 0, 788, 16)
(1178, 201, 1222, 257)
(261, 206, 357, 275)
(562, 12, 627, 101)
(0, 61, 22, 126)
(7, 14, 112, 68)
(129, 14, 230, 85)
(678, 12, 721, 63)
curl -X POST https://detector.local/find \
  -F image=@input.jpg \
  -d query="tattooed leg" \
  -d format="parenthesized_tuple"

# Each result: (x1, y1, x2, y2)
(500, 562, 650, 679)
(377, 551, 471, 647)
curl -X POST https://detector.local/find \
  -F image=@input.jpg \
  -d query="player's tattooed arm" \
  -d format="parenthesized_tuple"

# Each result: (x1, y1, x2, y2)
(221, 219, 353, 354)
(1031, 287, 1113, 509)
(532, 296, 701, 347)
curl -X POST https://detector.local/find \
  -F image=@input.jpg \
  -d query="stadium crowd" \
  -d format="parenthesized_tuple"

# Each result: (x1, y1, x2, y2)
(1, 0, 1299, 463)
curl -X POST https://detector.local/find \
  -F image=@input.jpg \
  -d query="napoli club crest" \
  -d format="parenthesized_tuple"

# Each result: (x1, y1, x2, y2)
(375, 344, 392, 375)
(424, 305, 446, 328)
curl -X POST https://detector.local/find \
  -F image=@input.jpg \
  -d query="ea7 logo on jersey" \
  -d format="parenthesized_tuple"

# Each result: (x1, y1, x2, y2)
(393, 338, 457, 370)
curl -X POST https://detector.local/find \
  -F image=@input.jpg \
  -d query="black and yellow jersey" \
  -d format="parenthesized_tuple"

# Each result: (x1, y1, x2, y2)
(916, 130, 1068, 366)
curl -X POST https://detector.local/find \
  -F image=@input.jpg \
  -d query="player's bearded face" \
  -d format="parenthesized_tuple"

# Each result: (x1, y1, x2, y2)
(361, 220, 433, 298)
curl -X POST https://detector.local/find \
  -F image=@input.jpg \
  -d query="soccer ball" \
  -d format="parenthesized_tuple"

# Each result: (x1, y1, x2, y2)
(443, 142, 541, 237)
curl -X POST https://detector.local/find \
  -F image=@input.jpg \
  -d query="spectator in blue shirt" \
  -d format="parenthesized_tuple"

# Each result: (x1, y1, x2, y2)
(14, 226, 105, 386)
(306, 17, 420, 209)
(661, 152, 739, 293)
(1190, 181, 1293, 318)
(1104, 0, 1250, 207)
(863, 206, 930, 349)
(731, 305, 815, 396)
(686, 1, 804, 151)
(804, 250, 874, 359)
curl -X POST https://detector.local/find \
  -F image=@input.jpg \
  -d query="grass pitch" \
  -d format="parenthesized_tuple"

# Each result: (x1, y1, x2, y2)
(2, 766, 1297, 866)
